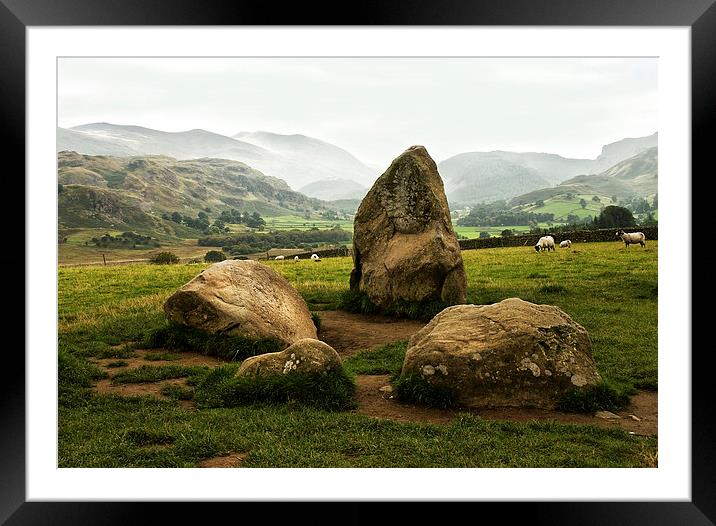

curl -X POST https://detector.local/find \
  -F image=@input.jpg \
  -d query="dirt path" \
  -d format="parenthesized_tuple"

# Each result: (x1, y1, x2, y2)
(89, 311, 657, 437)
(318, 310, 426, 356)
(354, 374, 657, 436)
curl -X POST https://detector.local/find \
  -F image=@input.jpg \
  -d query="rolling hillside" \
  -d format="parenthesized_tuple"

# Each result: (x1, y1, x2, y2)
(509, 147, 658, 217)
(439, 133, 657, 206)
(58, 151, 327, 234)
(58, 124, 378, 197)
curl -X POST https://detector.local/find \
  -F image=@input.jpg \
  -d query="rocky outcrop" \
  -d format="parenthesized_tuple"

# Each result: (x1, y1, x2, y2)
(164, 260, 317, 347)
(236, 338, 342, 377)
(349, 145, 467, 309)
(400, 298, 602, 408)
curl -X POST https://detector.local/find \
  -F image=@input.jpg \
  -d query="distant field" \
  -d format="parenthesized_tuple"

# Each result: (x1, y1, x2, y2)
(263, 215, 353, 232)
(454, 224, 555, 239)
(524, 194, 615, 220)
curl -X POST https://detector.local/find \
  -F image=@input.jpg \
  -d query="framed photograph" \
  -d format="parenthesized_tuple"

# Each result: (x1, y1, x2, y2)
(5, 0, 707, 522)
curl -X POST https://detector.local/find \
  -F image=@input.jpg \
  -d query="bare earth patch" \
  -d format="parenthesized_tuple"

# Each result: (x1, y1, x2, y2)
(89, 315, 657, 437)
(354, 374, 657, 436)
(197, 452, 248, 468)
(318, 310, 425, 357)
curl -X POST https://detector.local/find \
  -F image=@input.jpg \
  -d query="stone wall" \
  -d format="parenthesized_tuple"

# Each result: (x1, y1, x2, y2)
(458, 227, 658, 250)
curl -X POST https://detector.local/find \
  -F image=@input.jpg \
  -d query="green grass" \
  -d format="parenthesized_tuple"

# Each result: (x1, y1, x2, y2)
(194, 365, 356, 412)
(58, 393, 656, 468)
(111, 365, 209, 385)
(393, 374, 460, 409)
(144, 352, 182, 361)
(144, 322, 283, 362)
(264, 215, 353, 232)
(556, 381, 635, 413)
(338, 289, 448, 321)
(343, 341, 408, 377)
(57, 241, 658, 467)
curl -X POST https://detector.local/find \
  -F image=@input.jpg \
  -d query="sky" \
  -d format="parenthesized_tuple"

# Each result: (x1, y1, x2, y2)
(58, 57, 657, 167)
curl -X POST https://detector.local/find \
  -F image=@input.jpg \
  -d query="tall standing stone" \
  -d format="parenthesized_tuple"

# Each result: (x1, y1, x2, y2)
(349, 145, 467, 309)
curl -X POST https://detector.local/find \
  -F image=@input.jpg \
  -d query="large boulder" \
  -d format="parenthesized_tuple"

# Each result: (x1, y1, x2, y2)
(349, 145, 467, 310)
(164, 260, 317, 347)
(237, 338, 342, 377)
(400, 298, 602, 408)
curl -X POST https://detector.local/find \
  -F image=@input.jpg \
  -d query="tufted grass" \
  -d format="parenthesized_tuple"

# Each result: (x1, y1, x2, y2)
(144, 322, 283, 362)
(193, 364, 356, 412)
(343, 341, 408, 377)
(338, 289, 448, 322)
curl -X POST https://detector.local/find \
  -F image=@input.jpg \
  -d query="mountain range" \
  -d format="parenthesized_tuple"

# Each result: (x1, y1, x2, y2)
(58, 123, 657, 210)
(439, 133, 657, 206)
(58, 123, 376, 199)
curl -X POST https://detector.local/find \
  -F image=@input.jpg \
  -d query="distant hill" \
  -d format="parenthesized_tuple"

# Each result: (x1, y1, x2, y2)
(510, 147, 657, 207)
(58, 124, 379, 197)
(234, 131, 378, 196)
(438, 133, 657, 206)
(439, 154, 552, 205)
(58, 151, 326, 234)
(299, 178, 367, 200)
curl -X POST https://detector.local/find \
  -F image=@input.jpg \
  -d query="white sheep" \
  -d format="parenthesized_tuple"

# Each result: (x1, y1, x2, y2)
(617, 230, 646, 248)
(534, 236, 555, 252)
(559, 240, 572, 248)
(274, 255, 285, 260)
(294, 255, 299, 261)
(310, 253, 321, 261)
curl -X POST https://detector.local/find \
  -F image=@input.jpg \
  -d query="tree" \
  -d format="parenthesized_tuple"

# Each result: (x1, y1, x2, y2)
(150, 251, 180, 264)
(652, 194, 658, 210)
(592, 195, 601, 203)
(535, 199, 545, 207)
(579, 198, 587, 209)
(595, 205, 636, 229)
(204, 250, 226, 263)
(171, 212, 182, 224)
(479, 231, 490, 239)
(611, 195, 618, 204)
(501, 229, 514, 237)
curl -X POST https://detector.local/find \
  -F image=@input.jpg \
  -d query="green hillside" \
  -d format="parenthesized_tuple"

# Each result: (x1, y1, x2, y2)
(58, 151, 331, 237)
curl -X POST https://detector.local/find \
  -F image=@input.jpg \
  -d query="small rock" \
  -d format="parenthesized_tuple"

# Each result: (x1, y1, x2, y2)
(379, 385, 393, 393)
(595, 410, 622, 420)
(628, 414, 642, 421)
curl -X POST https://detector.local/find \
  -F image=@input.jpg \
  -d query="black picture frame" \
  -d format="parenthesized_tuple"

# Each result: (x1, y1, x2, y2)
(4, 0, 705, 523)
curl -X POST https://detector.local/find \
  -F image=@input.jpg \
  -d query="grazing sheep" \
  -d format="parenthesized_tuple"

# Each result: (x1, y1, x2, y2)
(616, 230, 646, 248)
(560, 240, 572, 248)
(534, 236, 555, 252)
(294, 255, 299, 261)
(310, 253, 321, 261)
(274, 255, 285, 260)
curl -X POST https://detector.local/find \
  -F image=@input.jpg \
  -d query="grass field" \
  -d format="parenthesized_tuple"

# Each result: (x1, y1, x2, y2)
(58, 241, 658, 467)
(523, 194, 615, 220)
(263, 215, 353, 231)
(453, 224, 554, 239)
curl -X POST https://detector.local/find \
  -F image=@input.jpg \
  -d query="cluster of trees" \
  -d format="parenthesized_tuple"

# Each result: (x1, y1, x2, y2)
(198, 226, 351, 255)
(161, 208, 267, 234)
(162, 211, 212, 232)
(617, 195, 658, 215)
(215, 209, 266, 229)
(457, 201, 554, 227)
(529, 205, 655, 235)
(89, 231, 160, 249)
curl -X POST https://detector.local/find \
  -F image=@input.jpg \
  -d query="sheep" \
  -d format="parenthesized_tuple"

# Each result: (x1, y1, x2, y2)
(274, 255, 285, 261)
(294, 255, 299, 261)
(559, 240, 572, 248)
(534, 236, 555, 252)
(310, 253, 321, 262)
(616, 230, 646, 248)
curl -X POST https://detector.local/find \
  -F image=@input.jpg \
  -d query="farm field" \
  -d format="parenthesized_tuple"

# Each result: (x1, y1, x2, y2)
(263, 215, 353, 232)
(453, 224, 555, 239)
(524, 194, 614, 220)
(58, 241, 658, 468)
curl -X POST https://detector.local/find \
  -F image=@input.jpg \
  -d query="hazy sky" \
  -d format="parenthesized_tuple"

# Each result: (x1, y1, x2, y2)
(58, 57, 657, 166)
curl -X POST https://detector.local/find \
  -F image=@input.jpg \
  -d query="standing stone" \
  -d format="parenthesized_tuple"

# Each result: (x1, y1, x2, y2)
(400, 298, 603, 409)
(349, 145, 467, 309)
(163, 259, 317, 347)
